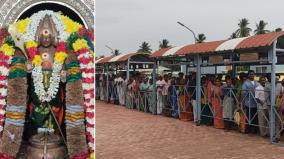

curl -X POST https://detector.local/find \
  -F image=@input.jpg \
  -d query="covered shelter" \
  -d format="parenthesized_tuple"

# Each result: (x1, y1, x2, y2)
(95, 52, 155, 104)
(151, 31, 284, 145)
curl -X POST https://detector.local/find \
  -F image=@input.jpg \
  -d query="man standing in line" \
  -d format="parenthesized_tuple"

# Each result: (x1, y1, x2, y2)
(242, 70, 258, 134)
(188, 72, 199, 125)
(265, 74, 282, 142)
(255, 76, 269, 137)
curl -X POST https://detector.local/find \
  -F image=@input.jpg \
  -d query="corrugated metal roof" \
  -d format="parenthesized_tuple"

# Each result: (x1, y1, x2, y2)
(216, 37, 247, 52)
(109, 52, 134, 62)
(236, 31, 284, 49)
(152, 32, 284, 57)
(164, 45, 187, 56)
(175, 40, 226, 55)
(96, 56, 113, 64)
(116, 53, 137, 62)
(151, 48, 171, 57)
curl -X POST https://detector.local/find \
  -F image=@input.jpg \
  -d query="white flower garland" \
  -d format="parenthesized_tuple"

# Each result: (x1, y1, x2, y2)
(32, 62, 62, 102)
(23, 10, 69, 42)
(0, 56, 12, 132)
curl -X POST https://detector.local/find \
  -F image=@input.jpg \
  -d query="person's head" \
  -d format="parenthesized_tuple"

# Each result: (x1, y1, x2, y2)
(210, 75, 215, 82)
(266, 73, 271, 83)
(247, 70, 255, 81)
(178, 72, 184, 79)
(149, 79, 153, 85)
(158, 76, 163, 81)
(259, 76, 266, 86)
(164, 74, 168, 81)
(276, 74, 281, 81)
(214, 78, 222, 86)
(239, 72, 247, 82)
(144, 78, 148, 84)
(225, 75, 232, 85)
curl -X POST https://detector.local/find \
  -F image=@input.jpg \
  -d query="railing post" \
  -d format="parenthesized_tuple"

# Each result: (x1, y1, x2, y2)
(106, 64, 109, 102)
(152, 59, 158, 115)
(270, 40, 277, 143)
(196, 54, 201, 122)
(126, 58, 130, 81)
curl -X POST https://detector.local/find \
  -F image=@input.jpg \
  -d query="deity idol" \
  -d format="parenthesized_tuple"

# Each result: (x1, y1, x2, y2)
(0, 11, 94, 158)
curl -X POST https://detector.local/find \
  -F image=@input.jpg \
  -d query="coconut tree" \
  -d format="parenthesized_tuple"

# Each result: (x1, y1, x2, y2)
(113, 49, 120, 56)
(235, 18, 252, 37)
(254, 20, 270, 35)
(137, 42, 152, 53)
(196, 33, 206, 43)
(159, 39, 171, 49)
(275, 28, 282, 32)
(230, 32, 238, 39)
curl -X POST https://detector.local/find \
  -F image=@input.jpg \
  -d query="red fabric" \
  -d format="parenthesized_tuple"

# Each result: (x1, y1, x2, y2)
(0, 153, 14, 159)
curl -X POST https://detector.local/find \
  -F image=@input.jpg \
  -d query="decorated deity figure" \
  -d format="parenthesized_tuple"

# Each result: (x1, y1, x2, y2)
(0, 10, 94, 158)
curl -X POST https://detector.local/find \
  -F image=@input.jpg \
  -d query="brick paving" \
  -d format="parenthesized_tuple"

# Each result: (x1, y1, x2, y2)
(96, 101, 284, 159)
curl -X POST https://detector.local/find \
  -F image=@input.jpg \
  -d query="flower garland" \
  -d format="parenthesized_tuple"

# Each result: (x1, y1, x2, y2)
(31, 42, 67, 102)
(71, 32, 94, 152)
(0, 30, 15, 132)
(12, 10, 71, 102)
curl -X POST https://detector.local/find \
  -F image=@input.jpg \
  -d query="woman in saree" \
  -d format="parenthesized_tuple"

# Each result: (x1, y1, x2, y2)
(169, 78, 178, 118)
(222, 75, 236, 131)
(211, 78, 224, 129)
(201, 76, 213, 125)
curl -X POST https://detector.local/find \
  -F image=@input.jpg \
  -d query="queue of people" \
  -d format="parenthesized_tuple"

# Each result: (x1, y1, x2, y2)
(96, 70, 284, 141)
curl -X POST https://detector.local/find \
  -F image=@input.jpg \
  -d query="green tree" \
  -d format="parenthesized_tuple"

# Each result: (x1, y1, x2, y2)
(235, 18, 252, 37)
(137, 42, 152, 53)
(254, 20, 269, 35)
(113, 49, 120, 56)
(230, 32, 238, 39)
(159, 39, 171, 49)
(196, 33, 206, 43)
(275, 28, 282, 32)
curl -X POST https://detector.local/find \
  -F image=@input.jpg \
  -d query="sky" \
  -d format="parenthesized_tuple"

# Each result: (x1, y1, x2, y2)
(96, 0, 284, 57)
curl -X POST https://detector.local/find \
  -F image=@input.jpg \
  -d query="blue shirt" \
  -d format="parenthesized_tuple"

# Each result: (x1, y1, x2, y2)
(242, 80, 258, 108)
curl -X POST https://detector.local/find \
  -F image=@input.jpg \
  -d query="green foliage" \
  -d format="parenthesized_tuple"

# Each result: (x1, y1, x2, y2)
(235, 18, 252, 37)
(66, 32, 79, 50)
(196, 34, 206, 43)
(3, 36, 15, 46)
(137, 42, 152, 53)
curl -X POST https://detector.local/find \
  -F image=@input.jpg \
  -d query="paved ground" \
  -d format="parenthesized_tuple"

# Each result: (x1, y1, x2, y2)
(96, 101, 284, 159)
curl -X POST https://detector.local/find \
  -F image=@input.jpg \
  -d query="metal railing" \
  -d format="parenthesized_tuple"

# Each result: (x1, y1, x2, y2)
(96, 83, 284, 144)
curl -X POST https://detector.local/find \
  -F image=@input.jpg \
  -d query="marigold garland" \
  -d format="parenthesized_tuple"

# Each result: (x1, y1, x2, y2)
(71, 35, 95, 152)
(15, 18, 30, 34)
(60, 15, 82, 33)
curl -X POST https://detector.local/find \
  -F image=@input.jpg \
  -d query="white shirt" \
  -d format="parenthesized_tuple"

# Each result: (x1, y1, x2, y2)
(156, 80, 166, 94)
(255, 84, 265, 103)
